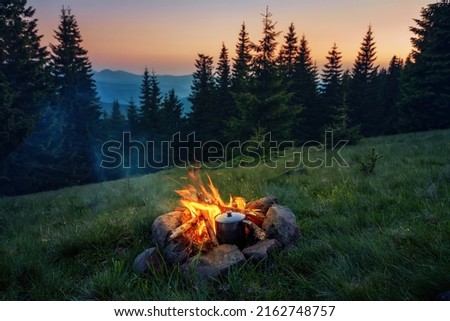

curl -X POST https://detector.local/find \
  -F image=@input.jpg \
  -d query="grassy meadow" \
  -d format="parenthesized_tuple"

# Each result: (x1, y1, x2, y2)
(0, 129, 449, 300)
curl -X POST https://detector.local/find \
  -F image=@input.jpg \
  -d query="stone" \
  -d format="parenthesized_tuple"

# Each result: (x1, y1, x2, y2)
(242, 239, 281, 262)
(182, 244, 246, 283)
(133, 247, 163, 275)
(262, 204, 300, 248)
(245, 196, 278, 215)
(163, 239, 190, 264)
(151, 211, 183, 248)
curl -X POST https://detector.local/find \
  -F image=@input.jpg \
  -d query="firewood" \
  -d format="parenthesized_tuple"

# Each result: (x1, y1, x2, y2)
(169, 216, 199, 240)
(201, 211, 220, 246)
(243, 219, 267, 241)
(174, 207, 188, 213)
(245, 196, 278, 215)
(243, 209, 265, 226)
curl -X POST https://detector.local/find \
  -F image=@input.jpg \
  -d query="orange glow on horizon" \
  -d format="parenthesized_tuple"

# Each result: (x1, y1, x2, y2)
(28, 0, 430, 75)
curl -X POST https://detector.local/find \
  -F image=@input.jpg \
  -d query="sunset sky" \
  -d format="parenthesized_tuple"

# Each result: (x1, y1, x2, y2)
(27, 0, 432, 75)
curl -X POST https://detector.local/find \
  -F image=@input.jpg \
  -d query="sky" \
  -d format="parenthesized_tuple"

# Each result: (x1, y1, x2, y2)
(27, 0, 432, 75)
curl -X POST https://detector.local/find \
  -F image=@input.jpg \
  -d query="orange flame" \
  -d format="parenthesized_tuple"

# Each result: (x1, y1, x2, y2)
(175, 171, 246, 243)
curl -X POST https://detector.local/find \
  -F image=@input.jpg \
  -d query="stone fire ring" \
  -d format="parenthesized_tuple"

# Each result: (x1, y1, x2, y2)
(133, 196, 300, 283)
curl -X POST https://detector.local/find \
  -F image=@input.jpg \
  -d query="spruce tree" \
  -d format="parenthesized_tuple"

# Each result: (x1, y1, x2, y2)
(380, 56, 403, 134)
(139, 68, 151, 130)
(330, 68, 355, 141)
(321, 43, 343, 107)
(291, 34, 321, 142)
(149, 70, 162, 129)
(0, 72, 23, 159)
(217, 43, 232, 95)
(127, 97, 139, 133)
(231, 22, 253, 91)
(188, 53, 216, 141)
(216, 43, 235, 141)
(278, 22, 298, 80)
(225, 22, 252, 141)
(100, 100, 125, 179)
(228, 8, 297, 141)
(160, 89, 183, 135)
(139, 68, 161, 134)
(348, 25, 379, 136)
(109, 99, 125, 138)
(50, 6, 101, 184)
(252, 7, 281, 82)
(398, 1, 450, 131)
(0, 0, 51, 160)
(321, 43, 344, 130)
(324, 92, 361, 147)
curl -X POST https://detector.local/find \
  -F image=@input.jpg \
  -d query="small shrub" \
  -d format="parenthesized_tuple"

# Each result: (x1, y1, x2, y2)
(358, 148, 383, 174)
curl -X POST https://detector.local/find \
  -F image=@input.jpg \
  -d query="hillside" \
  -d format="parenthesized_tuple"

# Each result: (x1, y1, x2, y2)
(0, 129, 449, 300)
(93, 69, 193, 115)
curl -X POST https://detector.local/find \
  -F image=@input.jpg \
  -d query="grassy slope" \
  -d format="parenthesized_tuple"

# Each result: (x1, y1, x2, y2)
(0, 129, 449, 300)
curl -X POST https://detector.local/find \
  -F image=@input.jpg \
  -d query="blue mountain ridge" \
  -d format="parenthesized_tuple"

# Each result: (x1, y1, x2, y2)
(92, 69, 193, 115)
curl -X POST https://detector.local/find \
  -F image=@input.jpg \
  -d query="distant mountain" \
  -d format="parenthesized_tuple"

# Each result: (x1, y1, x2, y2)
(93, 69, 192, 115)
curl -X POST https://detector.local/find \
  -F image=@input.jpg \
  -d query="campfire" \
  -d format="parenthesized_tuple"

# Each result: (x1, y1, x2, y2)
(172, 170, 266, 250)
(133, 170, 300, 283)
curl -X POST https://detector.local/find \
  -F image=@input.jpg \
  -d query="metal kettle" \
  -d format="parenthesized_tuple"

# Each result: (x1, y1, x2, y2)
(214, 211, 246, 247)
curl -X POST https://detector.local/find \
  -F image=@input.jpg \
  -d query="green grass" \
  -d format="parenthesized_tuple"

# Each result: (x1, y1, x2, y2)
(1, 129, 449, 300)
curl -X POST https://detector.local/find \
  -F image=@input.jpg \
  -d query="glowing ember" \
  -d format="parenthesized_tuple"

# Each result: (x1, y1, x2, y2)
(175, 171, 247, 244)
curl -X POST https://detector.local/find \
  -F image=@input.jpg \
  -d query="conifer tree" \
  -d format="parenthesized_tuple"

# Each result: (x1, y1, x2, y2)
(0, 0, 51, 160)
(398, 1, 450, 131)
(161, 89, 183, 135)
(226, 22, 252, 141)
(149, 70, 162, 128)
(101, 100, 125, 179)
(188, 54, 216, 141)
(291, 34, 321, 142)
(321, 43, 343, 107)
(278, 22, 299, 80)
(139, 67, 151, 129)
(139, 68, 161, 134)
(50, 6, 101, 183)
(127, 97, 139, 133)
(215, 43, 235, 140)
(231, 22, 253, 91)
(348, 25, 379, 136)
(228, 7, 297, 141)
(252, 7, 281, 82)
(217, 43, 232, 95)
(109, 99, 125, 138)
(321, 43, 344, 129)
(0, 72, 22, 159)
(324, 93, 361, 147)
(379, 56, 403, 134)
(227, 8, 296, 139)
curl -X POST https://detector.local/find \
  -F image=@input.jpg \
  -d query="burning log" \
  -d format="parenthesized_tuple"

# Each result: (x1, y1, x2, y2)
(245, 196, 278, 215)
(169, 216, 199, 241)
(243, 219, 267, 241)
(201, 211, 220, 246)
(243, 210, 266, 227)
(174, 206, 189, 213)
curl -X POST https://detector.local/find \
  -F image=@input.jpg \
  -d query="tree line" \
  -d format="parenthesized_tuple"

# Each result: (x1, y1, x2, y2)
(1, 1, 449, 195)
(187, 4, 449, 147)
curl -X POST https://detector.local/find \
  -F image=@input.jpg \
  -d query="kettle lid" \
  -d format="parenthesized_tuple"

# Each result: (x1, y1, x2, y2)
(215, 211, 245, 223)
